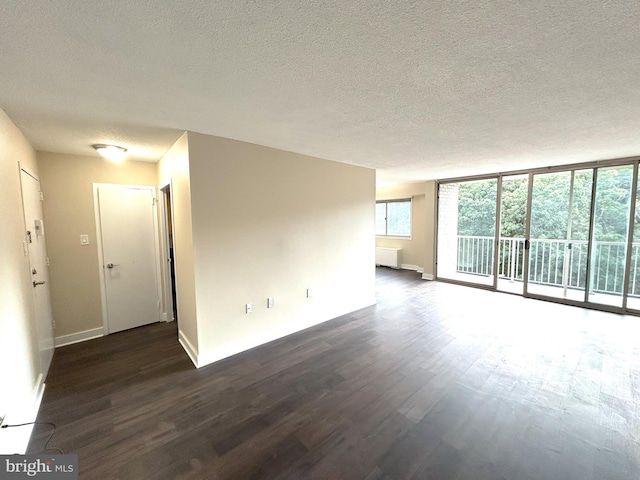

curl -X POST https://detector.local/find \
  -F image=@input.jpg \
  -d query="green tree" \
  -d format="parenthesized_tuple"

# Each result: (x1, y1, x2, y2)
(499, 177, 528, 238)
(457, 180, 497, 236)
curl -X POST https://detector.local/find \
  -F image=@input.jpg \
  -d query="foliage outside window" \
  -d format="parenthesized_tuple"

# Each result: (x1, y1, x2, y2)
(376, 199, 411, 237)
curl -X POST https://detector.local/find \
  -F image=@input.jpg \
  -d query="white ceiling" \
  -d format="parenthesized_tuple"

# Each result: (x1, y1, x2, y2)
(1, 1, 640, 184)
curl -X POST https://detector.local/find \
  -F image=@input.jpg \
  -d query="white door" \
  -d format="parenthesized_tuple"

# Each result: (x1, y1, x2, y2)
(96, 185, 160, 334)
(20, 168, 54, 376)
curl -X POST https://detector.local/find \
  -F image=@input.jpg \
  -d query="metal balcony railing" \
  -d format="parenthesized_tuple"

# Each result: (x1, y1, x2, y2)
(457, 235, 640, 296)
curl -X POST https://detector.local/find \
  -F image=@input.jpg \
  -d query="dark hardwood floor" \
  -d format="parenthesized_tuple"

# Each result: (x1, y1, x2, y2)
(30, 268, 640, 479)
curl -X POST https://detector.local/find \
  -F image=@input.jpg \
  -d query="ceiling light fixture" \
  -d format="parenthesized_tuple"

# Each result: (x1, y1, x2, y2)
(92, 144, 127, 163)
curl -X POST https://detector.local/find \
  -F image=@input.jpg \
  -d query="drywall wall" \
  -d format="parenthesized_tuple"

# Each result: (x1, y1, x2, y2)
(423, 181, 437, 279)
(0, 108, 44, 452)
(187, 132, 376, 366)
(376, 181, 437, 279)
(376, 182, 427, 271)
(157, 132, 199, 360)
(37, 152, 158, 341)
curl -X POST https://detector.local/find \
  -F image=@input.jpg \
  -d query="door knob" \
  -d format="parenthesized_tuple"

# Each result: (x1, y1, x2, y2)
(33, 281, 46, 287)
(106, 263, 120, 269)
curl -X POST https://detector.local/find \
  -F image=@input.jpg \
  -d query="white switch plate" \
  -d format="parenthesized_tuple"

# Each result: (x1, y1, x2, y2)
(80, 234, 89, 245)
(246, 303, 253, 314)
(267, 297, 274, 308)
(306, 288, 313, 298)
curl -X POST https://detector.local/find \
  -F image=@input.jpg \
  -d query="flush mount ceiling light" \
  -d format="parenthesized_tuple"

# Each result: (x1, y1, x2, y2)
(92, 144, 127, 162)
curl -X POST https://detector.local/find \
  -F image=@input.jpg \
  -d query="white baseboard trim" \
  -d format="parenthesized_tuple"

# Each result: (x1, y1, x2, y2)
(401, 263, 419, 271)
(401, 264, 425, 274)
(54, 327, 104, 347)
(197, 327, 295, 368)
(0, 375, 45, 454)
(422, 273, 434, 280)
(178, 330, 199, 368)
(196, 297, 377, 369)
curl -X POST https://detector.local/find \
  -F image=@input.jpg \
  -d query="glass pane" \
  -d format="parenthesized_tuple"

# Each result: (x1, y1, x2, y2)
(387, 201, 411, 236)
(627, 167, 640, 310)
(588, 165, 633, 307)
(527, 170, 593, 301)
(375, 203, 387, 235)
(437, 178, 497, 286)
(497, 175, 528, 294)
(567, 170, 593, 296)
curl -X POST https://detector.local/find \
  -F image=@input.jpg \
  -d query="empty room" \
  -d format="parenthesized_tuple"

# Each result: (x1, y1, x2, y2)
(1, 1, 639, 479)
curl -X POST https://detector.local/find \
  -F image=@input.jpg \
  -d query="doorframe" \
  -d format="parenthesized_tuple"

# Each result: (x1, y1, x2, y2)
(491, 176, 504, 290)
(93, 183, 163, 335)
(623, 162, 639, 311)
(159, 180, 177, 323)
(18, 162, 55, 375)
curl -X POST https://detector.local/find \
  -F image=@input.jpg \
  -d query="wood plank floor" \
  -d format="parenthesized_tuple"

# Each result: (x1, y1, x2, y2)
(30, 268, 640, 479)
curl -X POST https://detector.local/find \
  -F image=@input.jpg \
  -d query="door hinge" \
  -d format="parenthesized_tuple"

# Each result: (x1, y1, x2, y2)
(152, 197, 157, 206)
(39, 191, 44, 201)
(46, 257, 50, 266)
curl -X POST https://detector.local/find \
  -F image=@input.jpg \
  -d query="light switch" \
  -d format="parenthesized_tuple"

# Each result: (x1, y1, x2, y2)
(80, 234, 89, 245)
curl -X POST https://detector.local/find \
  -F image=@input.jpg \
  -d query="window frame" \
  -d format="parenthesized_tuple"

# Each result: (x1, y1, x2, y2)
(376, 198, 412, 238)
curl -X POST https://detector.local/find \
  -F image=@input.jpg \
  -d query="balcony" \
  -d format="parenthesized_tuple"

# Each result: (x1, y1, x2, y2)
(456, 235, 640, 304)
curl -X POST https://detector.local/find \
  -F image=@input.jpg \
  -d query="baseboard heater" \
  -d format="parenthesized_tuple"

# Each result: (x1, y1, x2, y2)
(376, 247, 401, 269)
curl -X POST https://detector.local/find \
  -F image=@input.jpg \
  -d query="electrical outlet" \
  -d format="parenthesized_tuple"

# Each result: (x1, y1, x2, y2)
(267, 297, 274, 308)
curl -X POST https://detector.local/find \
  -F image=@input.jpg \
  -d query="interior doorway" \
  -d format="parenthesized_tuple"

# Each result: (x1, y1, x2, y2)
(161, 184, 178, 324)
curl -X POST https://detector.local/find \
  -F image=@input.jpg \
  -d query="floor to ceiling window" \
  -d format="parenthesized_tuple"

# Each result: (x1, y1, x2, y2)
(436, 160, 640, 314)
(527, 169, 593, 301)
(497, 174, 529, 295)
(437, 178, 497, 287)
(587, 165, 633, 308)
(627, 166, 640, 311)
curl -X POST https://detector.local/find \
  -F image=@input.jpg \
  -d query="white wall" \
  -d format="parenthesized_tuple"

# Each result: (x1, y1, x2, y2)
(187, 132, 376, 366)
(37, 151, 158, 343)
(157, 132, 199, 363)
(376, 181, 437, 278)
(0, 108, 46, 453)
(424, 180, 437, 279)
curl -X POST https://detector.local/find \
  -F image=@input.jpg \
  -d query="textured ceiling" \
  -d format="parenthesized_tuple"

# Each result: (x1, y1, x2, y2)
(1, 0, 640, 184)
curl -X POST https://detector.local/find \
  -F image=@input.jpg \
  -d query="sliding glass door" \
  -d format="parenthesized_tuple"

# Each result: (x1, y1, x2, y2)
(627, 166, 640, 311)
(497, 175, 528, 294)
(437, 160, 640, 313)
(587, 165, 634, 308)
(526, 170, 593, 301)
